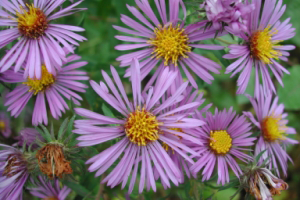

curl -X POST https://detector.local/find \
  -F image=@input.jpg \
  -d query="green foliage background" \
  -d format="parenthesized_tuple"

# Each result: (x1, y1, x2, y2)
(0, 0, 300, 199)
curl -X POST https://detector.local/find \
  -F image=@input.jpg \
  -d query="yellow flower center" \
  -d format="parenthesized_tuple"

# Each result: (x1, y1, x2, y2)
(149, 24, 191, 66)
(249, 26, 281, 64)
(23, 65, 55, 95)
(261, 117, 286, 142)
(0, 121, 6, 131)
(16, 4, 48, 39)
(209, 130, 232, 155)
(124, 107, 161, 146)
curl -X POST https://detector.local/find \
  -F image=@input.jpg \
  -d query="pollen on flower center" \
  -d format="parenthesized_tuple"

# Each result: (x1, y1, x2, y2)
(23, 65, 55, 95)
(0, 121, 5, 131)
(249, 26, 281, 64)
(149, 24, 191, 66)
(124, 107, 160, 146)
(261, 117, 285, 142)
(16, 4, 48, 39)
(209, 130, 232, 155)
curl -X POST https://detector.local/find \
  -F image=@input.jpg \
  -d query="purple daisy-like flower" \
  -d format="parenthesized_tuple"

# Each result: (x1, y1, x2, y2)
(14, 128, 43, 149)
(0, 112, 11, 138)
(114, 0, 224, 88)
(2, 49, 89, 125)
(28, 176, 71, 200)
(223, 0, 296, 95)
(0, 0, 86, 78)
(190, 107, 256, 185)
(200, 0, 254, 34)
(243, 86, 298, 176)
(74, 59, 205, 193)
(0, 144, 29, 200)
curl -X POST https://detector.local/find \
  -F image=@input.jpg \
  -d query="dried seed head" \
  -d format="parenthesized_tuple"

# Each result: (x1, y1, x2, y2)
(36, 144, 72, 179)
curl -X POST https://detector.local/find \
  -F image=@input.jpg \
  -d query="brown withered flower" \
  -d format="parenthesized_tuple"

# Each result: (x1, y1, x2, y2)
(36, 143, 72, 179)
(241, 167, 288, 200)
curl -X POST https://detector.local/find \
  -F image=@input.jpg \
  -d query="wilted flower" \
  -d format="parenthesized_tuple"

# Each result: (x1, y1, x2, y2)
(240, 165, 288, 200)
(2, 49, 88, 125)
(0, 0, 86, 78)
(0, 144, 34, 200)
(200, 0, 254, 34)
(14, 128, 43, 149)
(36, 143, 73, 179)
(223, 0, 295, 95)
(114, 0, 224, 88)
(35, 118, 80, 179)
(190, 107, 256, 184)
(244, 86, 298, 176)
(74, 59, 205, 193)
(0, 112, 11, 138)
(28, 176, 71, 200)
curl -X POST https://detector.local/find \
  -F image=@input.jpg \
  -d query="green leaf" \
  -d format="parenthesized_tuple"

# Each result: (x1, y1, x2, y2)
(102, 104, 115, 118)
(35, 126, 52, 143)
(255, 149, 267, 163)
(278, 66, 300, 110)
(283, 0, 300, 46)
(68, 115, 76, 135)
(58, 117, 69, 140)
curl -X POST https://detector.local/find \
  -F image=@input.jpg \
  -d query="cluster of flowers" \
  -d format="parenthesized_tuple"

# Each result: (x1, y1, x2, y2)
(0, 0, 298, 199)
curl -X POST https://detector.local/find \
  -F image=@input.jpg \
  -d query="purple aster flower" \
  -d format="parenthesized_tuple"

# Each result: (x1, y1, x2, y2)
(190, 107, 256, 185)
(0, 144, 30, 200)
(243, 86, 298, 176)
(14, 128, 43, 149)
(28, 176, 71, 200)
(0, 112, 11, 138)
(74, 59, 205, 193)
(200, 0, 254, 34)
(2, 49, 89, 125)
(0, 0, 86, 78)
(114, 0, 224, 88)
(223, 0, 296, 95)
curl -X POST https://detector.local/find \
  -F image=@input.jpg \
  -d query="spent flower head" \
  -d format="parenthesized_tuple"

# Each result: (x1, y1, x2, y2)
(238, 154, 289, 200)
(35, 117, 81, 179)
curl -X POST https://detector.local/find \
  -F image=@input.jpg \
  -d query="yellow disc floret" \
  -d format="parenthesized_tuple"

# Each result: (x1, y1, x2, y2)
(249, 26, 282, 64)
(124, 107, 161, 146)
(261, 117, 286, 142)
(16, 4, 48, 38)
(149, 24, 191, 66)
(0, 121, 6, 131)
(23, 65, 55, 95)
(209, 130, 232, 155)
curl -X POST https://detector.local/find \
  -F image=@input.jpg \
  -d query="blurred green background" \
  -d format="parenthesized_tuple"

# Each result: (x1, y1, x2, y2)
(0, 0, 300, 199)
